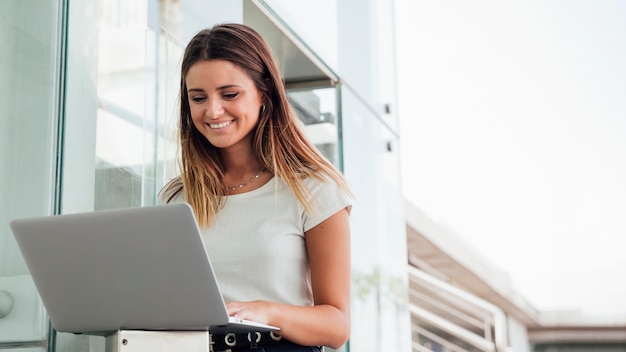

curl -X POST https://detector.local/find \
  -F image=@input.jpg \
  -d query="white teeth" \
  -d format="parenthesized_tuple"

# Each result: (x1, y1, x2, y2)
(209, 121, 232, 129)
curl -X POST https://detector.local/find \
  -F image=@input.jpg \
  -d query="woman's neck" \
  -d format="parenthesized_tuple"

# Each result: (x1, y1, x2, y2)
(220, 146, 261, 179)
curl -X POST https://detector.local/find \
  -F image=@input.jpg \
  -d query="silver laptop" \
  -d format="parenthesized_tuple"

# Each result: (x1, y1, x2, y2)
(10, 202, 278, 336)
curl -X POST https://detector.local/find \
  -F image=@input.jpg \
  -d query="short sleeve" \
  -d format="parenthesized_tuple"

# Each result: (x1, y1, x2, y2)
(302, 176, 352, 232)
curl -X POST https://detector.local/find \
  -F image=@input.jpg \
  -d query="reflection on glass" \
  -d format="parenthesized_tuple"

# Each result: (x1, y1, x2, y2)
(94, 2, 153, 210)
(263, 0, 339, 70)
(287, 87, 341, 169)
(94, 0, 180, 210)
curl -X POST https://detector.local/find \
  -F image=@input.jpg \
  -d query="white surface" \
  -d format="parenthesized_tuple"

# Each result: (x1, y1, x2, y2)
(106, 330, 209, 352)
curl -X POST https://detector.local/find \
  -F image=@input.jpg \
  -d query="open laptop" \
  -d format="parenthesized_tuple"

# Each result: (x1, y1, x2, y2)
(10, 202, 278, 336)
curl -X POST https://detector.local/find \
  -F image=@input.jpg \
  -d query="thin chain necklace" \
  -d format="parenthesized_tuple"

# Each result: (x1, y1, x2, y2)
(227, 168, 265, 192)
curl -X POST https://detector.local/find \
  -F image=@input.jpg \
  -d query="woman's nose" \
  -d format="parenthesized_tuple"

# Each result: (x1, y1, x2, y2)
(206, 98, 224, 119)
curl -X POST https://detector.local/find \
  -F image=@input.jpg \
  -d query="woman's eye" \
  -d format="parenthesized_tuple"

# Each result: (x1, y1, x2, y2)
(223, 92, 238, 100)
(190, 96, 206, 103)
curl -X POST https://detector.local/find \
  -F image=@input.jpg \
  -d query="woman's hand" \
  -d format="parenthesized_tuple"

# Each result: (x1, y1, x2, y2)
(226, 300, 277, 325)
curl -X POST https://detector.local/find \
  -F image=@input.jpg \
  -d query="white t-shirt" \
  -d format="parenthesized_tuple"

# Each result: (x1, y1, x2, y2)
(170, 175, 351, 306)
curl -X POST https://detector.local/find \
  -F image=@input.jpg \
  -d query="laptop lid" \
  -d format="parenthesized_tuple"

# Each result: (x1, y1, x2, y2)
(10, 203, 277, 335)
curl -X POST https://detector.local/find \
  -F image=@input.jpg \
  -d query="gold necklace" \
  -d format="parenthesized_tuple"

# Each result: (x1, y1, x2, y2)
(227, 168, 265, 191)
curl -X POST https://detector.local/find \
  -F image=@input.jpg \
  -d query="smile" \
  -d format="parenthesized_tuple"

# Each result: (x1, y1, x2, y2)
(209, 120, 233, 129)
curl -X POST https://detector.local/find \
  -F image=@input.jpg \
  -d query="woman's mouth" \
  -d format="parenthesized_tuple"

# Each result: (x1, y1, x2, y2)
(209, 120, 233, 129)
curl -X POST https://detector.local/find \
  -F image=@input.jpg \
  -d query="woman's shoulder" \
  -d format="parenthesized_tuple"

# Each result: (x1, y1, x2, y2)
(303, 169, 350, 194)
(300, 170, 352, 230)
(301, 170, 352, 207)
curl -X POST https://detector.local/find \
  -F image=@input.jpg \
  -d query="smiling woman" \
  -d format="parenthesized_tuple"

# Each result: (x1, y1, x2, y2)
(160, 23, 353, 351)
(2, 0, 409, 350)
(185, 59, 264, 155)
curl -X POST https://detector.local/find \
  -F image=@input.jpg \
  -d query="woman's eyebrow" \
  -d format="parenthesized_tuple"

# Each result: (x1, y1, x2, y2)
(187, 84, 241, 93)
(216, 84, 241, 90)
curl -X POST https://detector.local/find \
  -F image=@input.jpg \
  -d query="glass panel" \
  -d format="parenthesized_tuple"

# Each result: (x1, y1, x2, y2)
(0, 0, 61, 345)
(336, 0, 398, 131)
(264, 0, 399, 131)
(62, 0, 184, 214)
(263, 0, 339, 70)
(93, 0, 156, 210)
(60, 1, 184, 214)
(341, 85, 411, 351)
(287, 87, 341, 169)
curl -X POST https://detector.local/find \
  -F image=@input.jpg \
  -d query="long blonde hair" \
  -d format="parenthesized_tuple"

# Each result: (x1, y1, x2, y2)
(161, 23, 351, 227)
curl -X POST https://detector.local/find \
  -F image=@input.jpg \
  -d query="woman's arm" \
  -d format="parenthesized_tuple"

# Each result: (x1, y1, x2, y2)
(226, 207, 351, 348)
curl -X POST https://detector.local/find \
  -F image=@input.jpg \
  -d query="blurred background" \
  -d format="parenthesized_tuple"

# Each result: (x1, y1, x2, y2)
(397, 0, 626, 318)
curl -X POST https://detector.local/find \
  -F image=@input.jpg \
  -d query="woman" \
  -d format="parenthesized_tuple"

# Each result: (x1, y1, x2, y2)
(160, 23, 352, 351)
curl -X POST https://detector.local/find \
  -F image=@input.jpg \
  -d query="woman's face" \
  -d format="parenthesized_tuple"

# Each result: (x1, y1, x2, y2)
(185, 59, 263, 152)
